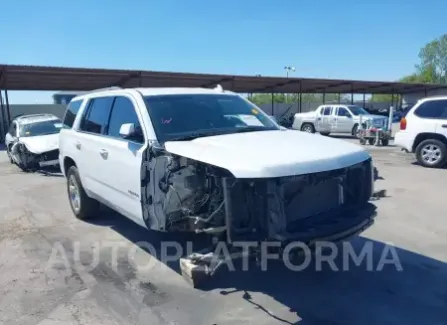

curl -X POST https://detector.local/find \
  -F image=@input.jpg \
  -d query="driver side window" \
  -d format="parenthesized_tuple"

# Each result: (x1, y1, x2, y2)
(337, 107, 351, 117)
(106, 96, 144, 144)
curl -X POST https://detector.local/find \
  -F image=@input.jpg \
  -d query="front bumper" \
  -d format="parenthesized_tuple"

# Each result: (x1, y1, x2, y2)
(276, 202, 376, 244)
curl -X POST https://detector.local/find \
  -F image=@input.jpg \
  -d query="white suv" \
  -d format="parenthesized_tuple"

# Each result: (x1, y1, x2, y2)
(394, 97, 447, 168)
(59, 86, 376, 254)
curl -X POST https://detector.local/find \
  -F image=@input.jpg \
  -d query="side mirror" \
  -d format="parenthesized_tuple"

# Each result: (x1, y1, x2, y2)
(119, 123, 135, 138)
(119, 123, 144, 142)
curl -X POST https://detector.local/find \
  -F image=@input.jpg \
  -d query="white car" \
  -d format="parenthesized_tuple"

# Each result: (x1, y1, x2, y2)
(59, 86, 377, 282)
(5, 114, 62, 171)
(394, 96, 447, 168)
(292, 104, 389, 137)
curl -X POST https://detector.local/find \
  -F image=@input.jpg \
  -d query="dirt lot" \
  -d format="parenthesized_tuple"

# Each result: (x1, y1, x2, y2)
(0, 139, 446, 325)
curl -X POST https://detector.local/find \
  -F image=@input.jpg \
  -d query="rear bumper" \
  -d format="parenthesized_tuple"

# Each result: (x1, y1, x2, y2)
(394, 131, 413, 152)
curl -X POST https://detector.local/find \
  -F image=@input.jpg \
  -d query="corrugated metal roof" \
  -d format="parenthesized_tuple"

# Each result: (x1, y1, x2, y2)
(1, 64, 446, 94)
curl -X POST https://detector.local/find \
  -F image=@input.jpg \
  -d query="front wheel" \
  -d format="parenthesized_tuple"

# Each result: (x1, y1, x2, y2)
(415, 139, 447, 168)
(66, 166, 99, 220)
(352, 124, 359, 138)
(6, 146, 14, 164)
(301, 123, 315, 133)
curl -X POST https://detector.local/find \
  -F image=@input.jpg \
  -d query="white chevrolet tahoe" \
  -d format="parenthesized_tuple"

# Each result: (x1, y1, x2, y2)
(59, 86, 377, 274)
(394, 96, 447, 168)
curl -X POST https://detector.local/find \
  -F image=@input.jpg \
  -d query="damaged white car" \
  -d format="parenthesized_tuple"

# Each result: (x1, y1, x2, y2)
(59, 86, 378, 287)
(5, 114, 62, 172)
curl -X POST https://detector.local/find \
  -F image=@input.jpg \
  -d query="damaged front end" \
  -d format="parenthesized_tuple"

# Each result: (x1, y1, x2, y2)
(11, 141, 59, 172)
(141, 147, 377, 286)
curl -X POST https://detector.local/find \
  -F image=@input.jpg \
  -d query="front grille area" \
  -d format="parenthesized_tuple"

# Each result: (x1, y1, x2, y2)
(40, 149, 59, 161)
(283, 158, 373, 233)
(222, 158, 373, 242)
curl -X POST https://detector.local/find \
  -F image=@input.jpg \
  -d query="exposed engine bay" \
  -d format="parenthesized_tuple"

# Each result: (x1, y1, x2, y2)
(143, 150, 376, 244)
(10, 141, 59, 172)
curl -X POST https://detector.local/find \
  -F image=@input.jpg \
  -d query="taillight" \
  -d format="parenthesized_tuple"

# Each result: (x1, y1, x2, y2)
(400, 117, 407, 130)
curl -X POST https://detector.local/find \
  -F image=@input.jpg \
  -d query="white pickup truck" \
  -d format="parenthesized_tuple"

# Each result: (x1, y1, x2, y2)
(292, 104, 389, 136)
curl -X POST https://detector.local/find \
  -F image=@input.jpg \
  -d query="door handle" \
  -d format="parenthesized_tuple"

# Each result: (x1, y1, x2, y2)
(442, 124, 447, 128)
(99, 149, 108, 159)
(75, 142, 81, 150)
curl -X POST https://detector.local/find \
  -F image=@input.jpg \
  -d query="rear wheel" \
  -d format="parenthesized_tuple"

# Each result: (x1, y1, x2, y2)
(66, 165, 99, 220)
(415, 139, 447, 168)
(301, 123, 315, 133)
(381, 139, 389, 146)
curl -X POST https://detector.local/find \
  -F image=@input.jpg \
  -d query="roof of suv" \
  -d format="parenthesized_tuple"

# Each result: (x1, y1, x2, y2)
(71, 86, 235, 101)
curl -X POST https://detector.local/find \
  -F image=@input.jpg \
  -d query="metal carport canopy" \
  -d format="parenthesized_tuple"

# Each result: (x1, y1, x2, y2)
(1, 64, 446, 94)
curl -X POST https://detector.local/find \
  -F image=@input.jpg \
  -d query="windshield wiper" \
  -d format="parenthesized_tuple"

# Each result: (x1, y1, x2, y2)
(231, 126, 275, 133)
(168, 129, 228, 141)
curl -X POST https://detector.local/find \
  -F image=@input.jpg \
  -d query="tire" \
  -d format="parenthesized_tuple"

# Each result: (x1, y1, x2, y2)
(66, 165, 99, 220)
(352, 124, 359, 137)
(7, 145, 14, 164)
(368, 138, 376, 145)
(415, 139, 447, 168)
(381, 139, 389, 146)
(301, 123, 315, 133)
(320, 132, 330, 136)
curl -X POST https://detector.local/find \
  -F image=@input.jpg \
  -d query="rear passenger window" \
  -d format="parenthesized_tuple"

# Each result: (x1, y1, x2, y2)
(106, 96, 144, 143)
(322, 106, 332, 115)
(80, 97, 114, 134)
(62, 100, 83, 128)
(414, 100, 447, 119)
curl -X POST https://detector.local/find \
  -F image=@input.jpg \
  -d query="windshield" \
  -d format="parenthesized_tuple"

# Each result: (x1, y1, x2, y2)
(19, 119, 63, 137)
(144, 94, 279, 142)
(347, 105, 369, 116)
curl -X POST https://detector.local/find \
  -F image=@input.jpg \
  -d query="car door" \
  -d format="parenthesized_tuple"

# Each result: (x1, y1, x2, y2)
(424, 99, 447, 138)
(93, 95, 148, 227)
(316, 106, 332, 133)
(334, 106, 353, 133)
(75, 96, 115, 199)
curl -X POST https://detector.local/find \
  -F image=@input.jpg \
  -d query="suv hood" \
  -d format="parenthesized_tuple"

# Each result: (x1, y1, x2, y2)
(19, 133, 59, 154)
(164, 130, 371, 178)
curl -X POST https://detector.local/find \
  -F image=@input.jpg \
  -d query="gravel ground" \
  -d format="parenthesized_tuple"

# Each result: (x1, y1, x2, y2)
(0, 138, 446, 325)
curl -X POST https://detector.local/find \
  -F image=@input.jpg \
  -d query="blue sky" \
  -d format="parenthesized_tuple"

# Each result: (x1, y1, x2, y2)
(1, 0, 446, 103)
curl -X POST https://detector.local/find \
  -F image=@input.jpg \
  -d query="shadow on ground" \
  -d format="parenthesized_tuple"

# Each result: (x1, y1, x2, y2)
(85, 209, 447, 325)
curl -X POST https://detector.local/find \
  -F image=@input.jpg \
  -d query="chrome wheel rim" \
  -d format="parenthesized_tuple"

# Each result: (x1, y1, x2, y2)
(68, 175, 81, 213)
(421, 144, 442, 165)
(302, 125, 313, 133)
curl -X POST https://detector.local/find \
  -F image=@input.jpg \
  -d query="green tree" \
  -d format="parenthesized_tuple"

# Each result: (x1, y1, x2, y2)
(248, 93, 345, 106)
(416, 34, 447, 84)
